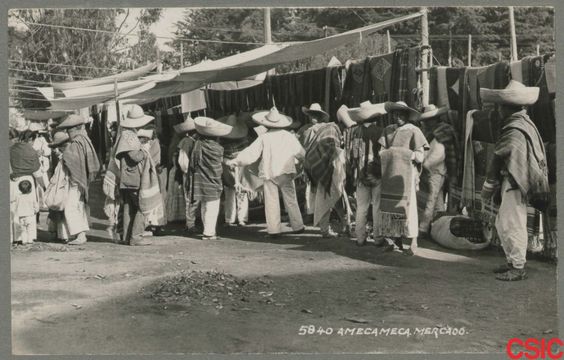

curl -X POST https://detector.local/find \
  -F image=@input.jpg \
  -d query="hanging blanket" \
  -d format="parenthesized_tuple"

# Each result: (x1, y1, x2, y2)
(304, 123, 342, 194)
(62, 132, 100, 202)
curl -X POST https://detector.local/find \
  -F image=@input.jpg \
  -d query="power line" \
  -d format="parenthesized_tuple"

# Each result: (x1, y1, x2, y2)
(8, 59, 121, 72)
(9, 67, 94, 79)
(19, 20, 265, 46)
(9, 77, 55, 85)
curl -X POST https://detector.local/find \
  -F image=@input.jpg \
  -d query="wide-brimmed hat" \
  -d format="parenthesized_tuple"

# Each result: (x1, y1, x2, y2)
(57, 114, 86, 129)
(251, 107, 293, 129)
(28, 121, 45, 132)
(173, 114, 196, 134)
(419, 104, 448, 121)
(384, 101, 420, 120)
(348, 101, 388, 122)
(217, 114, 249, 139)
(480, 80, 539, 106)
(120, 104, 155, 129)
(301, 103, 329, 122)
(48, 131, 70, 148)
(194, 116, 233, 137)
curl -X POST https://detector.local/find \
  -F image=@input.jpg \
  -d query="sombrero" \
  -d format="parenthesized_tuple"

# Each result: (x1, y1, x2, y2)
(480, 80, 539, 106)
(28, 121, 46, 132)
(48, 131, 70, 148)
(194, 116, 233, 137)
(251, 107, 293, 129)
(120, 104, 155, 129)
(57, 114, 86, 129)
(217, 114, 249, 139)
(173, 114, 196, 134)
(419, 104, 448, 121)
(301, 103, 329, 122)
(347, 101, 388, 122)
(384, 101, 420, 120)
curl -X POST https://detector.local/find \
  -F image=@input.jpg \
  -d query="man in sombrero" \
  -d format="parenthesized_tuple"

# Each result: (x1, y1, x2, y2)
(417, 104, 458, 239)
(115, 105, 155, 246)
(189, 115, 237, 240)
(226, 107, 305, 238)
(299, 103, 330, 226)
(480, 80, 549, 281)
(338, 101, 388, 246)
(378, 101, 428, 255)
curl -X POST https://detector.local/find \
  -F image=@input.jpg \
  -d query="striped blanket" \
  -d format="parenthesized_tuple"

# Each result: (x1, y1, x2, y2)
(190, 138, 224, 202)
(303, 123, 342, 195)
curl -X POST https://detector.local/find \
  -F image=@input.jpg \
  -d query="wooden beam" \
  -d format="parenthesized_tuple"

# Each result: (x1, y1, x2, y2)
(420, 7, 430, 107)
(509, 6, 518, 61)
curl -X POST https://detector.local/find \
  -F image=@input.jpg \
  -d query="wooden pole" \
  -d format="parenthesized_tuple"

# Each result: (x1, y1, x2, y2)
(180, 42, 184, 68)
(509, 6, 518, 61)
(264, 8, 272, 44)
(114, 78, 120, 127)
(467, 34, 472, 67)
(387, 30, 392, 53)
(420, 7, 430, 107)
(536, 44, 540, 56)
(448, 27, 453, 67)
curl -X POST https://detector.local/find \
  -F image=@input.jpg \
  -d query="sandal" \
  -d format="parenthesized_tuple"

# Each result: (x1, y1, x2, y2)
(493, 263, 513, 274)
(495, 268, 527, 281)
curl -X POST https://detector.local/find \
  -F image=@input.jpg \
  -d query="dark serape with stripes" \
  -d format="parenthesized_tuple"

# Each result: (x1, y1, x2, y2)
(189, 138, 224, 202)
(303, 123, 342, 195)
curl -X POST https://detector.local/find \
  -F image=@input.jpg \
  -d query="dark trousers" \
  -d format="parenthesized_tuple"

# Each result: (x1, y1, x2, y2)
(121, 189, 145, 243)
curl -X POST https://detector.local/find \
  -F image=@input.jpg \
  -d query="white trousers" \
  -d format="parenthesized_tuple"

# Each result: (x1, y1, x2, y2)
(263, 179, 304, 234)
(355, 181, 381, 242)
(64, 183, 90, 236)
(201, 198, 221, 237)
(495, 178, 528, 269)
(305, 182, 316, 215)
(419, 172, 446, 233)
(224, 186, 249, 224)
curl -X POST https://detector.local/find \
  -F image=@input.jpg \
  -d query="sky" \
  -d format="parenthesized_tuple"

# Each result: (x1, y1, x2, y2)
(117, 8, 187, 52)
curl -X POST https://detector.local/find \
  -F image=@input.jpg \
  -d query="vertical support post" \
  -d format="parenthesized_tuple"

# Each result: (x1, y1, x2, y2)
(420, 7, 430, 107)
(536, 44, 540, 56)
(264, 8, 272, 44)
(468, 34, 472, 67)
(509, 6, 518, 61)
(180, 42, 184, 68)
(114, 78, 120, 127)
(387, 29, 392, 53)
(448, 27, 453, 67)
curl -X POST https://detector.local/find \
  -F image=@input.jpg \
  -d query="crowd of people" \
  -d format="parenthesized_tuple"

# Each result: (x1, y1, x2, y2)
(9, 79, 548, 282)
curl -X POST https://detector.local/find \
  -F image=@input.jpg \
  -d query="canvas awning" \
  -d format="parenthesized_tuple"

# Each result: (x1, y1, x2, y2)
(30, 11, 424, 110)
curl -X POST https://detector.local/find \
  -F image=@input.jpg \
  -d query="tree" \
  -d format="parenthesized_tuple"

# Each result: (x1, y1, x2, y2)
(8, 8, 162, 108)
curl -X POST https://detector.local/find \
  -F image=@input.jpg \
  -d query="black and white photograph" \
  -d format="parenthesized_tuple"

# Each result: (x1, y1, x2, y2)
(6, 5, 558, 355)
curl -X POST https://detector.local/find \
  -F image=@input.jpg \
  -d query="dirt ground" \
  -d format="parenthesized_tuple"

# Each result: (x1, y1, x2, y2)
(11, 184, 558, 355)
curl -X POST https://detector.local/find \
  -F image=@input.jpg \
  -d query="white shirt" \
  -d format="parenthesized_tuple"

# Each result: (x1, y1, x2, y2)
(233, 129, 305, 182)
(423, 138, 447, 175)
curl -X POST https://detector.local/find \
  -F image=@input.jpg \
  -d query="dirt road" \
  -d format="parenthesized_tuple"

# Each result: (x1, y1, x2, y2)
(11, 193, 557, 354)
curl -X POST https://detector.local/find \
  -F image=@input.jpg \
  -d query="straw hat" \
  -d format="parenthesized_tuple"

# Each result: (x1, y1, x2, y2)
(251, 107, 293, 129)
(384, 101, 420, 120)
(120, 104, 155, 129)
(301, 103, 329, 122)
(480, 80, 539, 106)
(57, 114, 86, 129)
(137, 129, 154, 139)
(419, 104, 448, 121)
(28, 121, 45, 132)
(194, 116, 233, 137)
(49, 131, 70, 148)
(173, 114, 196, 134)
(218, 114, 249, 139)
(348, 101, 388, 122)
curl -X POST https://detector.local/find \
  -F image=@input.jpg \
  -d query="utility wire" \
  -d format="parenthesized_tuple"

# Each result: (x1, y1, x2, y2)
(9, 68, 94, 79)
(8, 59, 121, 72)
